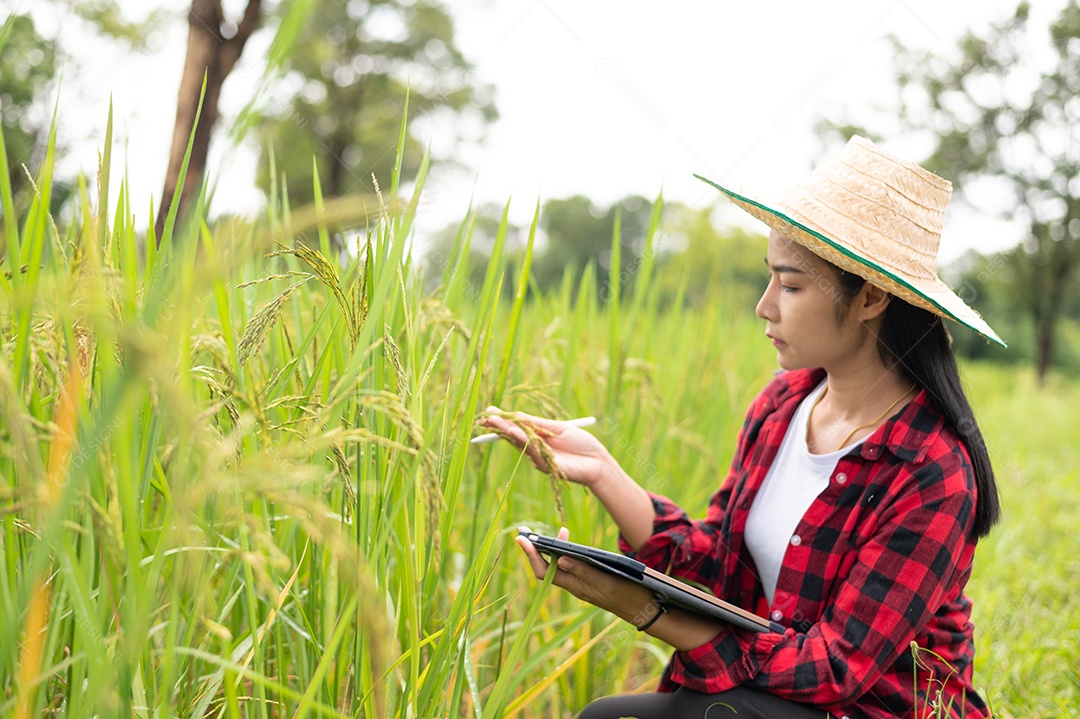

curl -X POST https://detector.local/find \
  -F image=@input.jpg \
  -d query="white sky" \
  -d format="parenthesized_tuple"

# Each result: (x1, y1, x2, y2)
(25, 0, 1069, 263)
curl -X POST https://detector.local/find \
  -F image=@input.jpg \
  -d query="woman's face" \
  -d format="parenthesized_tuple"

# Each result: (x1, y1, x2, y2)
(755, 230, 861, 371)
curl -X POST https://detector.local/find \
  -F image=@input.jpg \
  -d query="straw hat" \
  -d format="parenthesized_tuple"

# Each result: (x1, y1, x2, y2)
(695, 136, 1005, 346)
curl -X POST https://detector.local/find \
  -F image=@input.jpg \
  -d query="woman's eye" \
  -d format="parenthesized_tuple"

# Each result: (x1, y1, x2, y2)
(781, 284, 798, 293)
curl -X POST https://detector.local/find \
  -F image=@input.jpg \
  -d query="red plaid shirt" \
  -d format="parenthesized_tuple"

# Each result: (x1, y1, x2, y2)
(620, 368, 991, 719)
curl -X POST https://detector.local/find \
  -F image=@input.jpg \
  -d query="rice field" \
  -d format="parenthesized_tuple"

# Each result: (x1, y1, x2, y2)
(1, 110, 1077, 718)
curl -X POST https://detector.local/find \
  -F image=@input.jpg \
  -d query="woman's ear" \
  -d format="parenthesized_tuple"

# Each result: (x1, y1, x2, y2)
(856, 284, 891, 322)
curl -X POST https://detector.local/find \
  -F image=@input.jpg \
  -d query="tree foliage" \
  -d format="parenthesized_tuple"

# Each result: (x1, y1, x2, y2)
(0, 4, 162, 232)
(0, 14, 58, 211)
(532, 194, 654, 295)
(423, 195, 769, 311)
(823, 1, 1080, 381)
(257, 0, 497, 208)
(653, 203, 767, 308)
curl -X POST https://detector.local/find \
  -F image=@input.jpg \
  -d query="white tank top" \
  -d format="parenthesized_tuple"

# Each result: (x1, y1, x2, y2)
(744, 380, 870, 606)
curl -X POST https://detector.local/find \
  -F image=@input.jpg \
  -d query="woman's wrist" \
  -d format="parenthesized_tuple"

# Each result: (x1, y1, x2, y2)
(589, 455, 632, 495)
(615, 594, 724, 651)
(610, 585, 662, 627)
(589, 459, 656, 550)
(632, 595, 667, 631)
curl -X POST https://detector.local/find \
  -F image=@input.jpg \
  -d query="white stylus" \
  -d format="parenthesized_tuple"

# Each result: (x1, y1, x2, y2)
(470, 416, 597, 445)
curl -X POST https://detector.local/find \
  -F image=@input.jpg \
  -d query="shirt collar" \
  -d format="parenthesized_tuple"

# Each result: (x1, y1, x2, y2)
(770, 368, 945, 464)
(865, 387, 944, 463)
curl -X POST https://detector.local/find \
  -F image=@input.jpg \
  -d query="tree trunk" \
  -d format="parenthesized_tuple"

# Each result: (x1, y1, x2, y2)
(1033, 243, 1074, 386)
(156, 0, 262, 242)
(326, 134, 349, 198)
(1035, 309, 1054, 385)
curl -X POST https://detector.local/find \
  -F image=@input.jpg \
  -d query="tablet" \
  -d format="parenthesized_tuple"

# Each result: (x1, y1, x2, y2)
(519, 530, 784, 634)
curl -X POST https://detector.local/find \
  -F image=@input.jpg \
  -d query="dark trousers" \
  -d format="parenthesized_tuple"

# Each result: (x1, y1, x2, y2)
(577, 686, 829, 719)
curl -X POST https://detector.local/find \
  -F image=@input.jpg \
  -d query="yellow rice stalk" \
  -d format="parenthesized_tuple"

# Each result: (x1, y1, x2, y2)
(16, 355, 81, 719)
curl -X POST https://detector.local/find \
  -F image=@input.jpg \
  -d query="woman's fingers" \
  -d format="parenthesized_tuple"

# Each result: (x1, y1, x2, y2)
(516, 527, 572, 581)
(514, 528, 655, 625)
(482, 406, 556, 471)
(480, 408, 527, 441)
(489, 406, 567, 433)
(515, 527, 585, 585)
(481, 407, 536, 449)
(482, 406, 569, 441)
(515, 534, 552, 580)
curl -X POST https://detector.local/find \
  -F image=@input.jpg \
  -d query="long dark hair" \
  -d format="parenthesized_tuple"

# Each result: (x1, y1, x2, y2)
(834, 268, 1000, 539)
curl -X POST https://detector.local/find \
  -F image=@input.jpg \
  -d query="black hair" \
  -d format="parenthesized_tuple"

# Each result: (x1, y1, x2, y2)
(833, 268, 1000, 540)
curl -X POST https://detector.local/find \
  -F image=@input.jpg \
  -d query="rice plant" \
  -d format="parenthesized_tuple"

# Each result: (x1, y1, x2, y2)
(0, 96, 1076, 718)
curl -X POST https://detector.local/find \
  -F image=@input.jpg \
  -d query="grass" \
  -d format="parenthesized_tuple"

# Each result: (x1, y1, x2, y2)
(961, 364, 1080, 717)
(1, 104, 1078, 718)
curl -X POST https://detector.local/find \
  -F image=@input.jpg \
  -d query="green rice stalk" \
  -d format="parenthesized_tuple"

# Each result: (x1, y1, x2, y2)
(478, 559, 558, 719)
(310, 158, 332, 262)
(383, 323, 410, 404)
(392, 147, 429, 266)
(439, 207, 475, 310)
(606, 209, 622, 418)
(492, 200, 539, 407)
(268, 242, 357, 345)
(415, 326, 455, 398)
(159, 74, 207, 250)
(236, 271, 314, 289)
(482, 409, 568, 527)
(389, 87, 409, 200)
(355, 233, 371, 339)
(236, 278, 311, 367)
(96, 101, 113, 252)
(626, 193, 664, 327)
(0, 122, 19, 293)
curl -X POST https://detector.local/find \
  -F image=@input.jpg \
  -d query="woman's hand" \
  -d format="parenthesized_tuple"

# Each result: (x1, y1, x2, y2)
(514, 527, 656, 625)
(480, 406, 619, 489)
(485, 407, 658, 549)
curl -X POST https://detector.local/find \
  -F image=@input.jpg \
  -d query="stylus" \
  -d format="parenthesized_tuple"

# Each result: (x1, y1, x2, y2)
(471, 415, 597, 444)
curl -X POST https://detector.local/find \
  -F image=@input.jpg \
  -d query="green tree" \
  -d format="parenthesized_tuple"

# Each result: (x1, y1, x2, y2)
(0, 14, 58, 214)
(654, 203, 767, 308)
(534, 194, 654, 296)
(822, 1, 1080, 382)
(0, 4, 162, 244)
(256, 0, 497, 209)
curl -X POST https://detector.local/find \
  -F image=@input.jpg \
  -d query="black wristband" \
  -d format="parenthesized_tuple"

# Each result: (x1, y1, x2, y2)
(635, 596, 668, 632)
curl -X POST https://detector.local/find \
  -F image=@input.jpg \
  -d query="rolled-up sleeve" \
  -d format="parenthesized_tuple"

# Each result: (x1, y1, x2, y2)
(617, 492, 727, 574)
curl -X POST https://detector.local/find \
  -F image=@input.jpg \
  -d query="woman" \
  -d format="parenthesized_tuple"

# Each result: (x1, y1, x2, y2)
(482, 137, 1002, 719)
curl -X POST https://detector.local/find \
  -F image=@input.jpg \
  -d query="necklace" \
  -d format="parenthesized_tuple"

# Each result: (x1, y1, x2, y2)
(808, 382, 917, 452)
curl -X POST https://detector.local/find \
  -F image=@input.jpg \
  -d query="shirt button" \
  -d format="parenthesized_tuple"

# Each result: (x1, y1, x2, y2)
(866, 446, 878, 458)
(771, 610, 783, 622)
(789, 534, 802, 546)
(835, 472, 847, 484)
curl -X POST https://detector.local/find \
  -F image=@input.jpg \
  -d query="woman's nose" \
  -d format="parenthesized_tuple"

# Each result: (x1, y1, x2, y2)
(756, 280, 776, 321)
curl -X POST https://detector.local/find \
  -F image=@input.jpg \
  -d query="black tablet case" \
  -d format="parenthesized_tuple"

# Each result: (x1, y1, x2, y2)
(520, 530, 784, 634)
